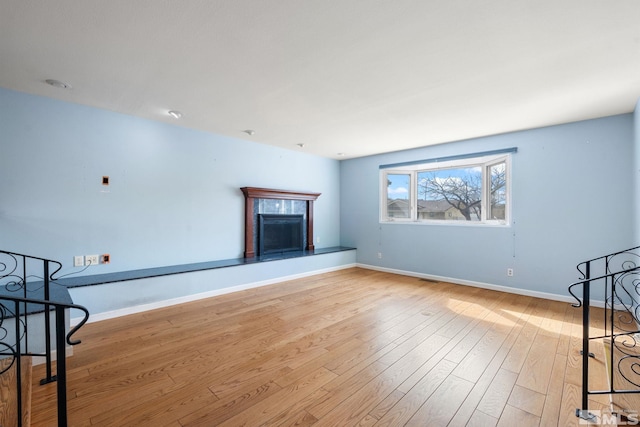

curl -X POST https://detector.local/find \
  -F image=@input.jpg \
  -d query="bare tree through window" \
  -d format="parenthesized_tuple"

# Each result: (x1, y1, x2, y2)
(418, 167, 482, 220)
(415, 161, 506, 221)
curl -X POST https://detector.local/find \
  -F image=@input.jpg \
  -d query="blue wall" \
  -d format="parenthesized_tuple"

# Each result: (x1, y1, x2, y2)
(340, 114, 635, 298)
(0, 87, 341, 275)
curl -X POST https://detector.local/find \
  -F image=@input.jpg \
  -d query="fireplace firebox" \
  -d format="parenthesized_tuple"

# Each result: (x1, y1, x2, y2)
(258, 214, 304, 255)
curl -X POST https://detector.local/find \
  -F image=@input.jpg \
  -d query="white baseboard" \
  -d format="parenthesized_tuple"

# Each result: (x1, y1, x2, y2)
(72, 260, 612, 326)
(31, 346, 74, 366)
(71, 263, 356, 325)
(356, 263, 608, 308)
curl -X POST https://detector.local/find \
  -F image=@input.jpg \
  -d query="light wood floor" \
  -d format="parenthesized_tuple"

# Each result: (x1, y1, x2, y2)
(30, 267, 615, 426)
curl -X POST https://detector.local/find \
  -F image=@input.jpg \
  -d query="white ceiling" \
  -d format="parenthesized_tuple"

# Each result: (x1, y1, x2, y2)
(1, 1, 639, 159)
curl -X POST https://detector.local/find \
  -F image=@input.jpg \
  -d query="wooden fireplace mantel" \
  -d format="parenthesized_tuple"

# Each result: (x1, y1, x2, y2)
(241, 187, 321, 258)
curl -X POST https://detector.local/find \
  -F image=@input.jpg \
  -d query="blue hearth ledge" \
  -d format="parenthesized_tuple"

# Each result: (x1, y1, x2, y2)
(54, 246, 356, 289)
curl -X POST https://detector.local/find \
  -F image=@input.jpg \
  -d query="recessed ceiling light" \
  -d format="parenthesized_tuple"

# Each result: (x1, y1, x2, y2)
(45, 79, 71, 89)
(168, 110, 183, 119)
(337, 153, 345, 156)
(243, 130, 255, 136)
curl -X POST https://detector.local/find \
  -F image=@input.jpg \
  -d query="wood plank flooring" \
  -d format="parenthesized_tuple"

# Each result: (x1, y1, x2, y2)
(29, 268, 617, 426)
(1, 356, 32, 427)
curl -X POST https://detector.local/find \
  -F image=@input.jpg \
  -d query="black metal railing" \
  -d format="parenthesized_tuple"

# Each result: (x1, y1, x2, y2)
(0, 250, 90, 427)
(569, 245, 640, 422)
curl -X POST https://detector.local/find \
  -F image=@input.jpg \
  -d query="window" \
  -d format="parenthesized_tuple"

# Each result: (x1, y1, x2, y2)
(386, 173, 411, 219)
(381, 152, 512, 225)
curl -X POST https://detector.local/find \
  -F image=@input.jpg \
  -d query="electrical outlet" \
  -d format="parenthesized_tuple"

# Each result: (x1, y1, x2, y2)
(101, 254, 110, 264)
(507, 268, 514, 277)
(316, 236, 320, 243)
(73, 256, 84, 267)
(85, 254, 99, 266)
(378, 252, 383, 259)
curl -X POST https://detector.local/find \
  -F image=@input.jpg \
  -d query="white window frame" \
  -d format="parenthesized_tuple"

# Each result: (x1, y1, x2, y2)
(380, 153, 511, 226)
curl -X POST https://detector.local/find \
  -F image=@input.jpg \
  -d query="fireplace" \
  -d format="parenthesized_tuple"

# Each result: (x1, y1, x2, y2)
(241, 187, 321, 258)
(258, 214, 304, 255)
